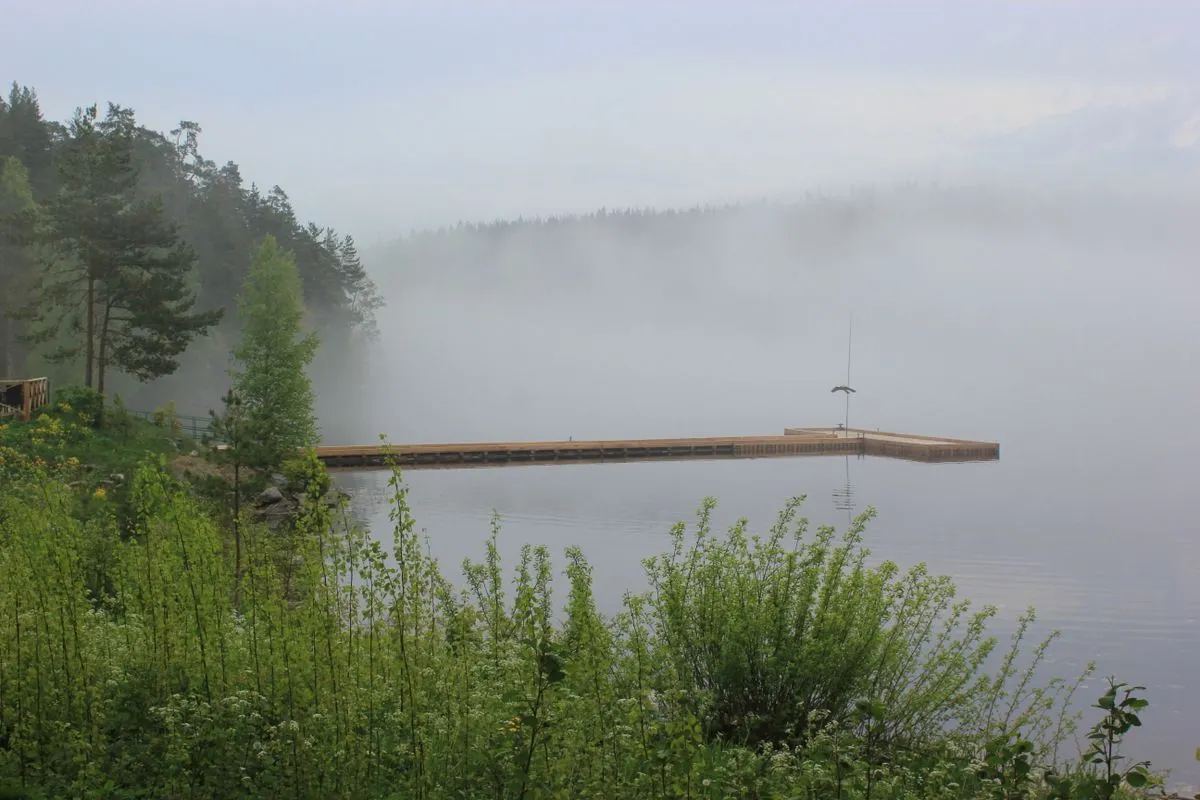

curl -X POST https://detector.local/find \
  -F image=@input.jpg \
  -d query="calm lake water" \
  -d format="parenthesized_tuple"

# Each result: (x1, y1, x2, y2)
(336, 191, 1200, 787)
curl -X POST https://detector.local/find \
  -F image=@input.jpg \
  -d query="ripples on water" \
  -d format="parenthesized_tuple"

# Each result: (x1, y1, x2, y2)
(339, 449, 1199, 787)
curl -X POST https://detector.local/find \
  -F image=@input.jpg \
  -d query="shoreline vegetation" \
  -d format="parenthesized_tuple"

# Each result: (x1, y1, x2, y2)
(1, 394, 1196, 799)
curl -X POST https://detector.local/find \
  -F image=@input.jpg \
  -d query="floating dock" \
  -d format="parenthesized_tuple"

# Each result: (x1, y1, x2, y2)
(315, 428, 999, 470)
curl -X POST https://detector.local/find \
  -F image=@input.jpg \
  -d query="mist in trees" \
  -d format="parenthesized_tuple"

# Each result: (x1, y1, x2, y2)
(18, 104, 223, 392)
(0, 81, 382, 416)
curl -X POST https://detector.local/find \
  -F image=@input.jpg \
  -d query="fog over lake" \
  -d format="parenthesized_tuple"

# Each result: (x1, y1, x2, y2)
(321, 185, 1200, 786)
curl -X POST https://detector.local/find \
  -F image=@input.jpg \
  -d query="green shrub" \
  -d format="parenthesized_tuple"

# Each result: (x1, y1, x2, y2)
(106, 393, 135, 438)
(0, 406, 91, 479)
(281, 450, 330, 497)
(645, 496, 1003, 748)
(151, 399, 182, 436)
(53, 384, 104, 427)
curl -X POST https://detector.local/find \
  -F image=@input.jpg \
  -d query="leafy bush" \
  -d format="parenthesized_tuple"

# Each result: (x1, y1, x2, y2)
(0, 410, 89, 481)
(53, 384, 105, 428)
(281, 449, 330, 497)
(106, 393, 136, 438)
(151, 399, 181, 436)
(647, 497, 994, 746)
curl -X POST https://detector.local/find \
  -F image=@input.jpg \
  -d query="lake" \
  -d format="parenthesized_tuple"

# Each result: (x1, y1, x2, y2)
(335, 189, 1200, 788)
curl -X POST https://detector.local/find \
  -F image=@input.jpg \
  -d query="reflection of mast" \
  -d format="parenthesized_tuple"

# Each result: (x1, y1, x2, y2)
(831, 315, 857, 526)
(832, 452, 855, 525)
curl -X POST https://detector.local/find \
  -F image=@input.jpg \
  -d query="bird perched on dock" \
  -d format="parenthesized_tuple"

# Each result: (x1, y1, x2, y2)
(831, 385, 856, 394)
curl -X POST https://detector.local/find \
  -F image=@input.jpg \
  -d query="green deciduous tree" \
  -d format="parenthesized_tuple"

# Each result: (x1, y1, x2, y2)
(228, 234, 319, 471)
(20, 103, 222, 393)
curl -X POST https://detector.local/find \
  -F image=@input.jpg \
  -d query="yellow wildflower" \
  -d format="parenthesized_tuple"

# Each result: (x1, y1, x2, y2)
(93, 487, 107, 500)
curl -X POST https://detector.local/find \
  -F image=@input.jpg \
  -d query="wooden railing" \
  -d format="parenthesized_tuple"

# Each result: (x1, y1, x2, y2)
(0, 377, 49, 421)
(127, 409, 221, 442)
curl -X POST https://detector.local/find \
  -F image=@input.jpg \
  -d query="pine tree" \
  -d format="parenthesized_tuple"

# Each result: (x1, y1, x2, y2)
(229, 234, 319, 471)
(333, 231, 384, 339)
(0, 83, 56, 198)
(0, 156, 37, 376)
(21, 103, 222, 392)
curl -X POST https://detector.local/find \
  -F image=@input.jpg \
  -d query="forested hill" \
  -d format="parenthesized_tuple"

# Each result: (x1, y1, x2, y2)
(0, 82, 382, 417)
(363, 187, 1079, 298)
(365, 181, 1192, 307)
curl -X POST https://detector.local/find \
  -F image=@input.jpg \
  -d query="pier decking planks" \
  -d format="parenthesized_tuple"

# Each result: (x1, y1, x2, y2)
(315, 428, 999, 470)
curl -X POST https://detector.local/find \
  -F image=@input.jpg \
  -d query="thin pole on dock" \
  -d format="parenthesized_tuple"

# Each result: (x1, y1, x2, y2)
(840, 315, 855, 526)
(844, 314, 853, 433)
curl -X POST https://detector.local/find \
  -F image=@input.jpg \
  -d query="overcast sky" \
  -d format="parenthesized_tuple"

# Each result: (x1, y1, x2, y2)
(5, 0, 1198, 243)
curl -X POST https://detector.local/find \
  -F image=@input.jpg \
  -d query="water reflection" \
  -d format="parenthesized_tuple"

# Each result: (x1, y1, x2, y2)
(832, 452, 858, 527)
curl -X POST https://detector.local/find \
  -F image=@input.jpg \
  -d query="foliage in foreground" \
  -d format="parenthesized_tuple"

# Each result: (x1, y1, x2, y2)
(0, 455, 1170, 799)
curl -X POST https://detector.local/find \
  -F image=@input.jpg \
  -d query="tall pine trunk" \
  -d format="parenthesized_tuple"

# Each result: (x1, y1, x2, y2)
(84, 276, 95, 389)
(1, 313, 12, 376)
(97, 301, 110, 395)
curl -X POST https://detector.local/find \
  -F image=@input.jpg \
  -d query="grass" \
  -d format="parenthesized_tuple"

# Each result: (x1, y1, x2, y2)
(0, 394, 195, 477)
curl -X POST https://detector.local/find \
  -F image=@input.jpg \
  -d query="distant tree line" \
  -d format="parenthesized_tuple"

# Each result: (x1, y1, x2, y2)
(369, 194, 905, 296)
(0, 82, 381, 406)
(369, 184, 1049, 296)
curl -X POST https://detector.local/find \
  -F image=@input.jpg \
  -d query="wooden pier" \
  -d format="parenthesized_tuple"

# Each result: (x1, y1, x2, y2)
(315, 428, 999, 470)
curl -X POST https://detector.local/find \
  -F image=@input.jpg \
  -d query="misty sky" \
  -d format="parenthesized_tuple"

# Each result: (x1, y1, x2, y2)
(5, 0, 1199, 242)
